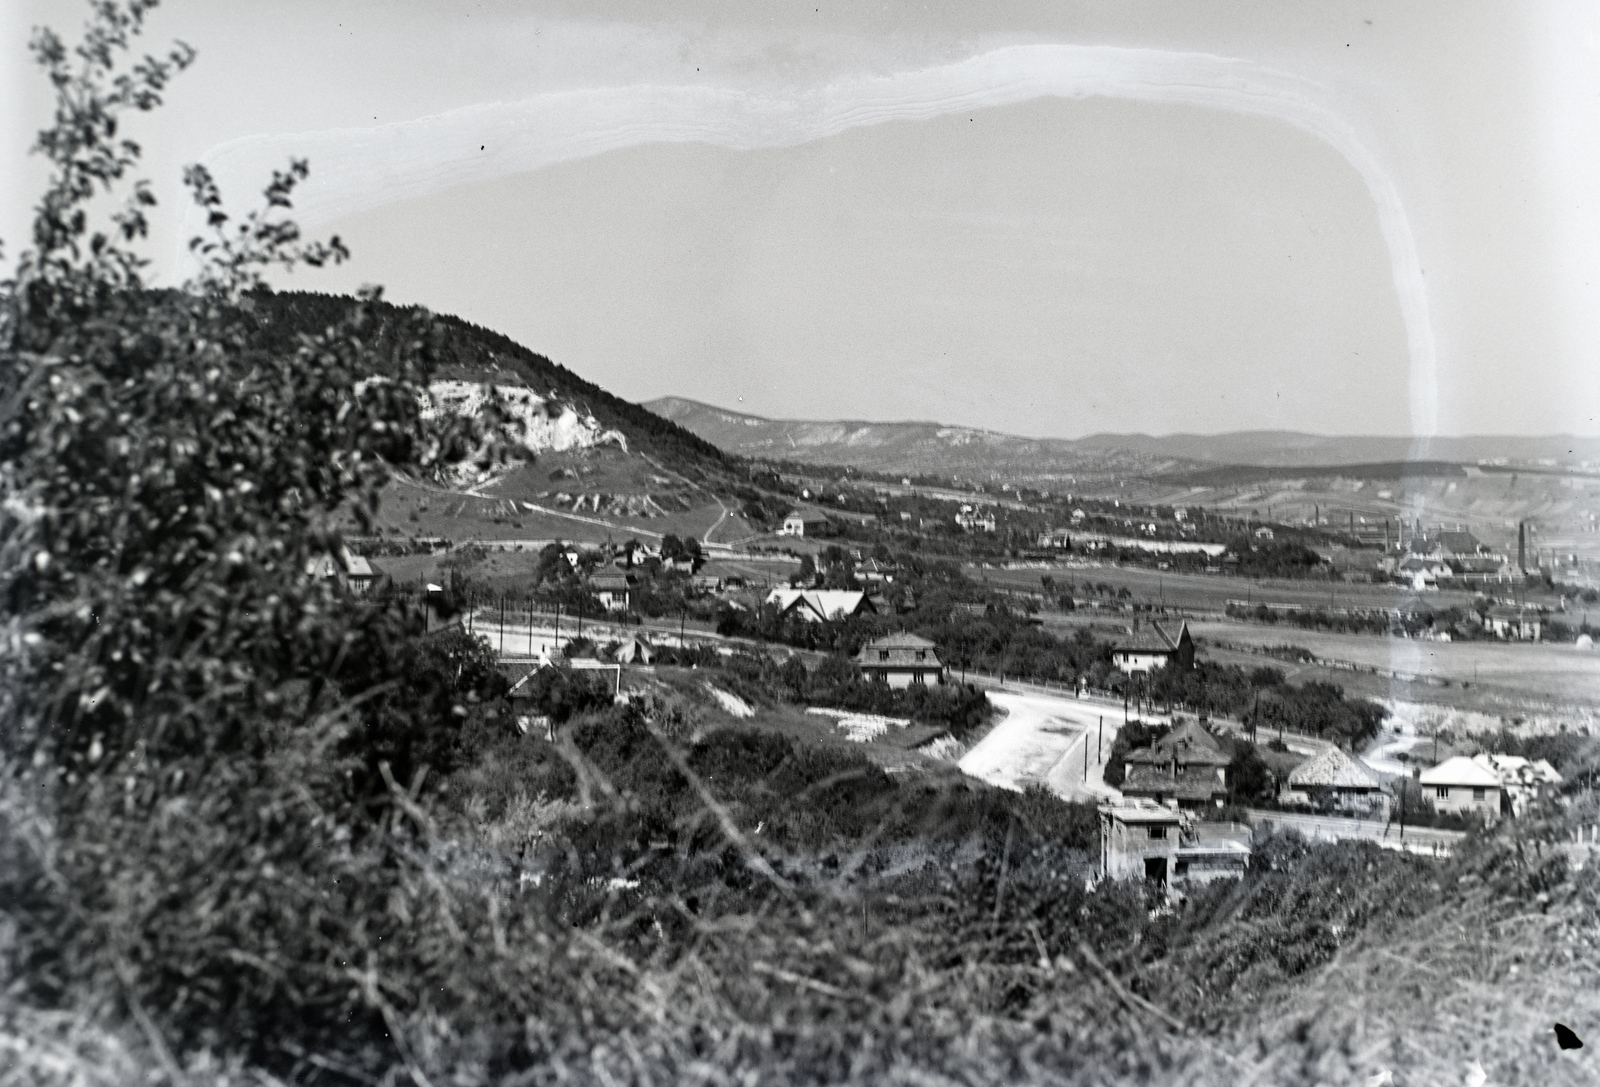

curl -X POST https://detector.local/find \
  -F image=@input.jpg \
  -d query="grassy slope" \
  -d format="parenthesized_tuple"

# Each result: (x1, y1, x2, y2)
(8, 668, 1597, 1085)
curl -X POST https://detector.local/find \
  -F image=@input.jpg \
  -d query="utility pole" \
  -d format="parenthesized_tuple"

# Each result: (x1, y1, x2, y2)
(1098, 716, 1103, 761)
(553, 602, 562, 657)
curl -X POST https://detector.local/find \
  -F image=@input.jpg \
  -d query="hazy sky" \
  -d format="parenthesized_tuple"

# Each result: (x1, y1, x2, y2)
(4, 1, 1598, 438)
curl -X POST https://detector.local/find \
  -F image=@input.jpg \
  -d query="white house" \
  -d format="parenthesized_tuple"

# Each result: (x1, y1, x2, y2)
(1484, 604, 1543, 641)
(779, 510, 831, 537)
(764, 588, 875, 623)
(854, 632, 945, 687)
(307, 546, 375, 594)
(1418, 757, 1505, 820)
(589, 573, 634, 613)
(1471, 753, 1563, 815)
(1398, 555, 1452, 591)
(955, 504, 997, 532)
(1110, 621, 1195, 674)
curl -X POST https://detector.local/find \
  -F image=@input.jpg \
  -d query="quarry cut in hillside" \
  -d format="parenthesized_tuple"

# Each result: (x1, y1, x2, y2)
(424, 381, 628, 457)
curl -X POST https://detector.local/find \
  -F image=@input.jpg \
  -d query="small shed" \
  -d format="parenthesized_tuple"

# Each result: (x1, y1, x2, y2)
(614, 634, 657, 665)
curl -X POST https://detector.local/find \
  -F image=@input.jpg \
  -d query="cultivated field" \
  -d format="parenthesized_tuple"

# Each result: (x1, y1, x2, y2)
(969, 562, 1481, 614)
(1190, 619, 1600, 714)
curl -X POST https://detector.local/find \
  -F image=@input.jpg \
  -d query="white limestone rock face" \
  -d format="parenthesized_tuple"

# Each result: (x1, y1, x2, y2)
(409, 380, 627, 488)
(423, 381, 627, 455)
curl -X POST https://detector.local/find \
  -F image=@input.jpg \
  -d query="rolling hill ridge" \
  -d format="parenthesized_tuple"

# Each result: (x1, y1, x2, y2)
(645, 396, 1600, 477)
(643, 396, 1189, 482)
(250, 293, 763, 545)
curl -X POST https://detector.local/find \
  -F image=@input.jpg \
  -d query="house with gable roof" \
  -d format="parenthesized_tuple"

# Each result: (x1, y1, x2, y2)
(1120, 719, 1231, 809)
(1471, 753, 1563, 815)
(1111, 621, 1195, 674)
(1281, 745, 1389, 819)
(307, 546, 375, 595)
(765, 588, 876, 623)
(854, 632, 945, 688)
(1418, 756, 1505, 821)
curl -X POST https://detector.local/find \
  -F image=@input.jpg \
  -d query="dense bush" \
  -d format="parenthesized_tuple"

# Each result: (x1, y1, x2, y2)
(3, 10, 1567, 1087)
(1146, 662, 1387, 750)
(711, 649, 993, 737)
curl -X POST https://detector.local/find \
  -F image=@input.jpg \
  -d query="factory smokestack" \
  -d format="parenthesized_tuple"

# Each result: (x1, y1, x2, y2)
(1518, 521, 1527, 572)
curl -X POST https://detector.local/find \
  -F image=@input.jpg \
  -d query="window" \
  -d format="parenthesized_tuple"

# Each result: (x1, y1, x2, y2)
(878, 650, 889, 661)
(1147, 825, 1167, 840)
(1435, 786, 1449, 800)
(1472, 787, 1486, 801)
(915, 651, 926, 661)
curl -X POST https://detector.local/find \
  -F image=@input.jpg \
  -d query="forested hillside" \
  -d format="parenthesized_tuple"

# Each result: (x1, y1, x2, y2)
(251, 291, 732, 477)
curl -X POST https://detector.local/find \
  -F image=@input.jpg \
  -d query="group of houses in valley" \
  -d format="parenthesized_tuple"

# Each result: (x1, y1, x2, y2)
(1100, 698, 1566, 895)
(1382, 525, 1539, 593)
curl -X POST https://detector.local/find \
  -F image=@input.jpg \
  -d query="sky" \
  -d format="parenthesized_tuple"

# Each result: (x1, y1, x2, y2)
(3, 1, 1598, 439)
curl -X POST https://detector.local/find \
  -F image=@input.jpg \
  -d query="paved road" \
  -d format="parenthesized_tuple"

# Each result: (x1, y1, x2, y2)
(960, 690, 1155, 802)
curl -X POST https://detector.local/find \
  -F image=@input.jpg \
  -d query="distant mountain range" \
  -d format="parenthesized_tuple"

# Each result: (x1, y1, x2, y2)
(643, 398, 1197, 481)
(645, 397, 1600, 479)
(1070, 431, 1600, 468)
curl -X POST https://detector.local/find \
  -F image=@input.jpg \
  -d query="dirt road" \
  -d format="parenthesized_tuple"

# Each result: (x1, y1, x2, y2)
(959, 690, 1151, 802)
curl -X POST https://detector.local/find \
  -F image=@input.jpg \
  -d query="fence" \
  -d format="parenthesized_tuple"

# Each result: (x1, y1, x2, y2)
(1246, 809, 1464, 856)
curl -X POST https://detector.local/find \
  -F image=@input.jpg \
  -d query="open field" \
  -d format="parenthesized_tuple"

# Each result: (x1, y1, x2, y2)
(370, 548, 800, 596)
(1190, 619, 1600, 715)
(1070, 465, 1600, 560)
(367, 473, 757, 547)
(970, 561, 1483, 614)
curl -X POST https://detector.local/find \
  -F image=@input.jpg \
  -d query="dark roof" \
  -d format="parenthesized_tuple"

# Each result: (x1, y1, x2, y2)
(855, 632, 943, 668)
(1432, 530, 1483, 555)
(1112, 621, 1189, 654)
(589, 574, 633, 590)
(1122, 769, 1227, 802)
(1124, 719, 1230, 768)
